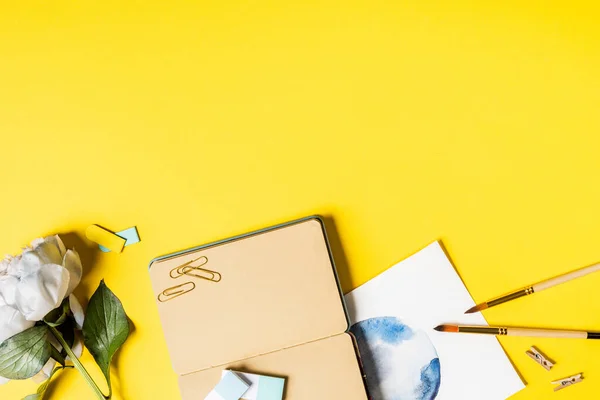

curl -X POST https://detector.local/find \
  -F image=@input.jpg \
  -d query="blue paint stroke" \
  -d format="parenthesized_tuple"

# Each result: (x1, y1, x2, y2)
(350, 316, 440, 400)
(416, 358, 441, 400)
(351, 316, 414, 345)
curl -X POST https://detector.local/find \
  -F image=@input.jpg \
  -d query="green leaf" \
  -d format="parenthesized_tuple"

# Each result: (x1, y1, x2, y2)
(49, 345, 65, 367)
(22, 366, 66, 400)
(43, 298, 70, 327)
(0, 326, 51, 380)
(82, 280, 130, 390)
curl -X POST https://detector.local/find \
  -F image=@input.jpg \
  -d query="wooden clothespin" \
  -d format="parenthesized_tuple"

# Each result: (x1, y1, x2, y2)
(526, 346, 554, 371)
(551, 373, 583, 392)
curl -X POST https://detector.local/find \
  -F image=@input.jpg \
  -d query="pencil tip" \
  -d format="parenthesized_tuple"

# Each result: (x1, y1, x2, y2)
(465, 303, 488, 314)
(434, 324, 458, 333)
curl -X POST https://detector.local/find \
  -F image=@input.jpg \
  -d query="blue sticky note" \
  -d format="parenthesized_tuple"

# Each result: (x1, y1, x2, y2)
(222, 371, 285, 400)
(214, 371, 250, 400)
(99, 227, 140, 252)
(257, 376, 285, 400)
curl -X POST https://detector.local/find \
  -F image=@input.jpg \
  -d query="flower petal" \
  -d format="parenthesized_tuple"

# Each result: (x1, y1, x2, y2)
(35, 235, 66, 259)
(62, 250, 82, 296)
(0, 376, 8, 385)
(32, 237, 63, 266)
(0, 256, 10, 275)
(8, 252, 39, 277)
(69, 336, 84, 359)
(30, 238, 45, 248)
(0, 275, 19, 307)
(0, 305, 35, 343)
(15, 264, 70, 321)
(48, 332, 61, 350)
(5, 255, 19, 277)
(52, 235, 66, 258)
(69, 294, 85, 330)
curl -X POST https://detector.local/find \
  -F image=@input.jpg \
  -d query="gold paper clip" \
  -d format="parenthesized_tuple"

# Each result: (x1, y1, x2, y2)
(157, 281, 196, 302)
(526, 346, 554, 371)
(180, 266, 222, 282)
(169, 256, 221, 282)
(170, 256, 208, 278)
(552, 373, 583, 392)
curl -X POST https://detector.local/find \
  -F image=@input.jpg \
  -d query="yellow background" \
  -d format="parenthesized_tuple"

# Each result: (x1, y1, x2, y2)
(1, 1, 600, 399)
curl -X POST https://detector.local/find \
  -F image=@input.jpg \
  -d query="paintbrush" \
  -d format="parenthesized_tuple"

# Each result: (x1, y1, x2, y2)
(434, 324, 600, 339)
(465, 262, 600, 314)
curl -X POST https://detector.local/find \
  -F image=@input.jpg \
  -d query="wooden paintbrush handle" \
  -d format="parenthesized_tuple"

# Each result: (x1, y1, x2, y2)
(533, 262, 600, 292)
(507, 328, 587, 339)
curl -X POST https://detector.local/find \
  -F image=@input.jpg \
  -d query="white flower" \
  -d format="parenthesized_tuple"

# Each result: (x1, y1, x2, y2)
(0, 235, 84, 385)
(0, 235, 82, 321)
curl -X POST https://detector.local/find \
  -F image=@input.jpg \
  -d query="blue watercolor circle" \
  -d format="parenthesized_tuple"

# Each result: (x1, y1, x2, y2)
(350, 316, 441, 400)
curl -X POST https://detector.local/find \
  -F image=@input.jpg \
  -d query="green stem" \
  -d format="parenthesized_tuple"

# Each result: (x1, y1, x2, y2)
(48, 325, 108, 400)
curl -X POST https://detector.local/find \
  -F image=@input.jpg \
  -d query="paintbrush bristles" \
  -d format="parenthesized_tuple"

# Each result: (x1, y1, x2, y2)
(465, 303, 488, 314)
(434, 324, 459, 333)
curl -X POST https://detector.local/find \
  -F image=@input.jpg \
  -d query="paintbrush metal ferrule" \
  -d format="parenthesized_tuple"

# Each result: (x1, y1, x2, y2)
(587, 332, 600, 339)
(435, 325, 503, 335)
(459, 326, 505, 335)
(465, 287, 534, 314)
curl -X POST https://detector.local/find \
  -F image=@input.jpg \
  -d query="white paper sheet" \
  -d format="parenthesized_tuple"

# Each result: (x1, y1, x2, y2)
(345, 242, 525, 400)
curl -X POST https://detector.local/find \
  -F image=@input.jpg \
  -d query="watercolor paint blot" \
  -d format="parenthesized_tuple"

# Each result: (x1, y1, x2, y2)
(350, 316, 441, 400)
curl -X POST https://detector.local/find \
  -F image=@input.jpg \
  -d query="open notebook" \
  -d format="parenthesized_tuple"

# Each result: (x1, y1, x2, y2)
(149, 217, 368, 399)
